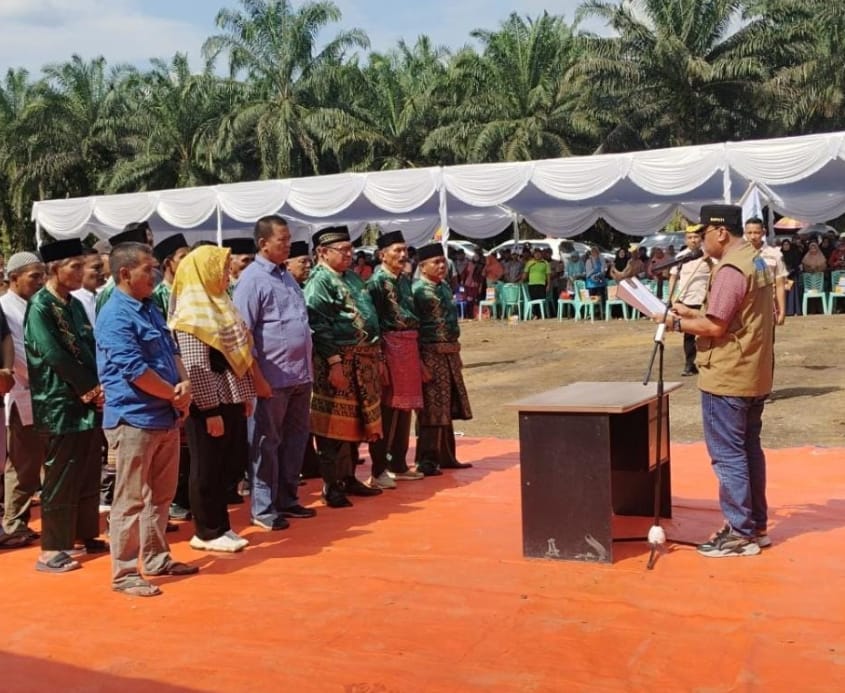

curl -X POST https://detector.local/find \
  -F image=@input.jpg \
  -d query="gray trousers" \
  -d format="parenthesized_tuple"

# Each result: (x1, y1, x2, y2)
(3, 405, 46, 535)
(105, 425, 179, 587)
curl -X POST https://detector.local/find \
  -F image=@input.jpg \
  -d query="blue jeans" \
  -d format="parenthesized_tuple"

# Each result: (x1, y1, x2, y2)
(700, 392, 768, 537)
(250, 383, 312, 524)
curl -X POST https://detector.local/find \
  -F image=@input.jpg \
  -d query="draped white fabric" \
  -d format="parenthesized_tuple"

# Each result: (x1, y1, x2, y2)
(30, 131, 845, 242)
(217, 180, 289, 221)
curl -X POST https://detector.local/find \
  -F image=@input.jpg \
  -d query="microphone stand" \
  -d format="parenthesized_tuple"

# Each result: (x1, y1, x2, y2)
(641, 299, 672, 570)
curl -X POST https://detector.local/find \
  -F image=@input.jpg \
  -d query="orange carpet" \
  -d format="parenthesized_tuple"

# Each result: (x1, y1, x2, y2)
(1, 439, 844, 692)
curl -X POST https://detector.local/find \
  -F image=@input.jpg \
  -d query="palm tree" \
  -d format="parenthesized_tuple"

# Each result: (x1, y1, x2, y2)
(101, 54, 241, 192)
(573, 0, 783, 151)
(760, 0, 845, 133)
(423, 12, 592, 164)
(0, 68, 35, 249)
(13, 55, 127, 203)
(312, 36, 449, 171)
(202, 0, 369, 178)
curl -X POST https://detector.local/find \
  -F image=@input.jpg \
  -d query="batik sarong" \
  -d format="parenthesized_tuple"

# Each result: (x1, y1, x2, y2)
(418, 342, 473, 427)
(311, 344, 383, 442)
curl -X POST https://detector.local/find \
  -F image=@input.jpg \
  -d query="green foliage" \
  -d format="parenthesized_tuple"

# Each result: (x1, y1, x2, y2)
(0, 0, 842, 249)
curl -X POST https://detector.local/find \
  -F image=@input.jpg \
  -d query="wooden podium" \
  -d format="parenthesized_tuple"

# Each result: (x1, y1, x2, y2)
(508, 381, 681, 563)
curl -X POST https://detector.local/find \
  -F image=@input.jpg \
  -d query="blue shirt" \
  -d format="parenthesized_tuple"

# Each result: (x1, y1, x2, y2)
(95, 287, 181, 430)
(232, 254, 312, 389)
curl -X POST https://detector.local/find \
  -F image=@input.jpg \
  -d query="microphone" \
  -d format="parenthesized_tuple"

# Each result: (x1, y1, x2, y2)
(650, 248, 704, 273)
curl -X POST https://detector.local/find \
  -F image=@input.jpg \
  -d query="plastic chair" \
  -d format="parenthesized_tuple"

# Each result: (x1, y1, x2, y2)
(802, 272, 830, 315)
(557, 288, 578, 320)
(477, 283, 499, 320)
(500, 283, 522, 319)
(829, 270, 845, 313)
(520, 284, 548, 320)
(604, 280, 629, 320)
(564, 280, 602, 321)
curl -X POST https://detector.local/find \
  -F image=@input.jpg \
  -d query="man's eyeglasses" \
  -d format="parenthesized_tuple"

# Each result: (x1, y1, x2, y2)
(325, 245, 354, 255)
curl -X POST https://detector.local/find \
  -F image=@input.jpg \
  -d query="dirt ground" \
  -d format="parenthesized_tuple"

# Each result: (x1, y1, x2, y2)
(457, 314, 844, 448)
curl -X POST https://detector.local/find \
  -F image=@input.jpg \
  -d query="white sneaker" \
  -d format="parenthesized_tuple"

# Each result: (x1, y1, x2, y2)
(98, 504, 111, 514)
(388, 469, 424, 481)
(368, 471, 397, 489)
(189, 534, 245, 553)
(224, 530, 249, 550)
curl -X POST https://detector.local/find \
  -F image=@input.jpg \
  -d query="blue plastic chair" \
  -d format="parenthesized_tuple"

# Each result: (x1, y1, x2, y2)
(520, 284, 548, 320)
(604, 280, 629, 320)
(828, 270, 845, 313)
(500, 283, 522, 319)
(802, 272, 829, 315)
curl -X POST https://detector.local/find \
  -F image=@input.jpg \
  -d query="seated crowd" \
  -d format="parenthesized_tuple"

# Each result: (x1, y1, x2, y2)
(0, 218, 473, 598)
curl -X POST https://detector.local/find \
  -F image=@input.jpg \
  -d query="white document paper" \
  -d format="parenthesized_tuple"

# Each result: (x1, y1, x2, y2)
(616, 277, 667, 316)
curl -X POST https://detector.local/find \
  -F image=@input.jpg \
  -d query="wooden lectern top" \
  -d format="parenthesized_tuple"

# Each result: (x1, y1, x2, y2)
(507, 381, 682, 414)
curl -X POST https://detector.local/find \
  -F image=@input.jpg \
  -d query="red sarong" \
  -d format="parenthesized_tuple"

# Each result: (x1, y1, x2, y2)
(382, 330, 423, 410)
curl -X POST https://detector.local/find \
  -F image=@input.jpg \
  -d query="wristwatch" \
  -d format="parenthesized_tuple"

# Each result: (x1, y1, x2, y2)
(673, 316, 682, 333)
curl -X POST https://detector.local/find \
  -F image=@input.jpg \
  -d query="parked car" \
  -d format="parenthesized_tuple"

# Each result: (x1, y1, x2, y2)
(633, 232, 687, 254)
(446, 239, 485, 258)
(488, 238, 612, 263)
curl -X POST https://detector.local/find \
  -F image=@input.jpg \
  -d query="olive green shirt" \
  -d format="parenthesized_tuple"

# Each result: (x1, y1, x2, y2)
(367, 265, 419, 332)
(25, 288, 99, 434)
(304, 263, 381, 360)
(413, 277, 460, 344)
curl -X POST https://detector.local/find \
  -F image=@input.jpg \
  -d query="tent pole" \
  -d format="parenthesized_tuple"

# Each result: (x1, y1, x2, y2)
(35, 219, 43, 246)
(439, 181, 449, 247)
(723, 162, 732, 204)
(216, 204, 223, 246)
(512, 213, 519, 242)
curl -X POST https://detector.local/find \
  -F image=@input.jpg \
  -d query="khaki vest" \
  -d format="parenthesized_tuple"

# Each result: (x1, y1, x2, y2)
(696, 242, 774, 397)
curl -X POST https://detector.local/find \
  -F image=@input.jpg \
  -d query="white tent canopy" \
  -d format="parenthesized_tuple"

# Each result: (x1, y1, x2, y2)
(31, 131, 845, 247)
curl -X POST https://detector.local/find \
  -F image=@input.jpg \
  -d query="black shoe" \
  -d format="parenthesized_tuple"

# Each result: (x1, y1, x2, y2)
(281, 504, 317, 519)
(165, 522, 179, 533)
(169, 503, 191, 520)
(343, 476, 383, 496)
(440, 461, 473, 469)
(322, 483, 353, 508)
(226, 493, 245, 505)
(83, 538, 109, 554)
(416, 462, 442, 477)
(681, 366, 698, 377)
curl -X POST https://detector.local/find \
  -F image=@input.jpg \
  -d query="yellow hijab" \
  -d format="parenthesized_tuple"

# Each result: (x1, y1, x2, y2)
(168, 245, 254, 378)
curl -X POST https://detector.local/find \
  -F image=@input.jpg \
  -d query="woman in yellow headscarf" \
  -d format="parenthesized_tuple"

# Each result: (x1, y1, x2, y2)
(169, 245, 255, 553)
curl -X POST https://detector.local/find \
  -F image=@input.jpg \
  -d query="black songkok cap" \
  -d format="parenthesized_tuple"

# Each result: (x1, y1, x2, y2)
(376, 230, 406, 250)
(312, 226, 351, 247)
(153, 233, 189, 264)
(38, 238, 85, 263)
(699, 204, 743, 235)
(416, 243, 446, 263)
(110, 221, 151, 246)
(288, 241, 310, 259)
(222, 237, 257, 255)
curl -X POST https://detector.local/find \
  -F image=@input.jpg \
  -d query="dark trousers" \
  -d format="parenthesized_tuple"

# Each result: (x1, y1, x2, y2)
(3, 405, 46, 535)
(41, 428, 102, 551)
(300, 434, 321, 479)
(186, 404, 246, 541)
(682, 303, 701, 371)
(315, 436, 356, 484)
(415, 423, 459, 469)
(528, 284, 546, 317)
(368, 406, 413, 476)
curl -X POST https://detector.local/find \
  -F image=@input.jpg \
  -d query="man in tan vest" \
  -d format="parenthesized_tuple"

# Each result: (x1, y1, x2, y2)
(657, 204, 774, 558)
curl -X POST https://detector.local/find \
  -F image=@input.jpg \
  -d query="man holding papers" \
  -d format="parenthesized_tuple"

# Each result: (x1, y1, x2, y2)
(654, 204, 774, 559)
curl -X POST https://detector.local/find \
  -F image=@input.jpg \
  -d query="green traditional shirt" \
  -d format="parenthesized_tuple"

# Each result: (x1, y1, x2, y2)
(367, 265, 419, 332)
(151, 281, 171, 318)
(304, 263, 381, 360)
(24, 288, 100, 434)
(95, 277, 115, 315)
(413, 277, 460, 344)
